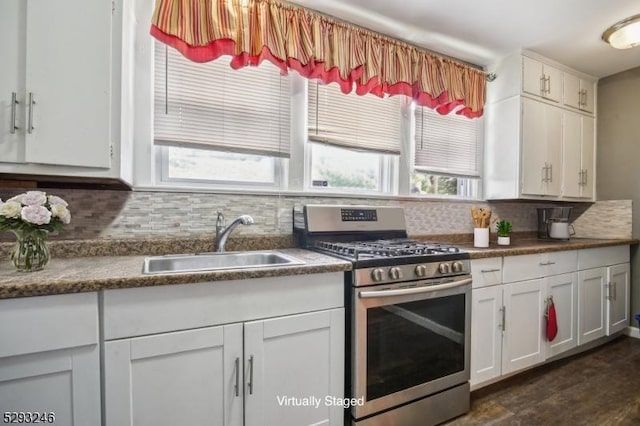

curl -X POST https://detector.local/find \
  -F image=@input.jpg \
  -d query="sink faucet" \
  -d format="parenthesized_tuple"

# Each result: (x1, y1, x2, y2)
(215, 212, 254, 252)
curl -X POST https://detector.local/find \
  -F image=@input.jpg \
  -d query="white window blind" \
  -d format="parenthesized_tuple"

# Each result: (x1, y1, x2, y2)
(307, 81, 402, 155)
(414, 107, 481, 178)
(154, 42, 291, 158)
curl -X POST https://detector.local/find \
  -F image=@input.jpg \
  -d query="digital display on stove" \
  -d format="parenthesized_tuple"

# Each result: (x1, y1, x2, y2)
(341, 208, 378, 222)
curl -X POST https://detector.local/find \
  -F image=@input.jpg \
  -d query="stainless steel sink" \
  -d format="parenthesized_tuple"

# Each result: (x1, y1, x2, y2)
(142, 252, 304, 274)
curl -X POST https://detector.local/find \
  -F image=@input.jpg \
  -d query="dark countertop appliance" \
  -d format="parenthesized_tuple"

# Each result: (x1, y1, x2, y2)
(294, 204, 471, 426)
(537, 207, 573, 240)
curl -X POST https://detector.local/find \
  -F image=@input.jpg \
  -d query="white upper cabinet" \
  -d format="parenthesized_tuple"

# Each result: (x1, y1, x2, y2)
(562, 111, 595, 199)
(523, 56, 562, 103)
(563, 73, 596, 113)
(0, 0, 130, 182)
(521, 98, 562, 196)
(484, 51, 598, 201)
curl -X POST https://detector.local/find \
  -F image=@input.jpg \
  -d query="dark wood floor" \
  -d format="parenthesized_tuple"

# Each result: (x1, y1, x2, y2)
(447, 336, 640, 425)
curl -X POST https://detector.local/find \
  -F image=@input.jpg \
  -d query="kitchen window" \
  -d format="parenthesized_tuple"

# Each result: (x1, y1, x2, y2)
(307, 81, 401, 193)
(153, 42, 289, 188)
(412, 106, 482, 198)
(146, 42, 481, 198)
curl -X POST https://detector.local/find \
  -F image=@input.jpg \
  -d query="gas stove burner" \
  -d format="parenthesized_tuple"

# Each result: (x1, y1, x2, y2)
(313, 238, 462, 260)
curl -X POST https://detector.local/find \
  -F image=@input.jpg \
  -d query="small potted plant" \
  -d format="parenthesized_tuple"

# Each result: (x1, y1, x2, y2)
(496, 220, 512, 246)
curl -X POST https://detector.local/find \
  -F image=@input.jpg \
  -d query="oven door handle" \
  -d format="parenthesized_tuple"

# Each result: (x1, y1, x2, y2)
(358, 277, 472, 298)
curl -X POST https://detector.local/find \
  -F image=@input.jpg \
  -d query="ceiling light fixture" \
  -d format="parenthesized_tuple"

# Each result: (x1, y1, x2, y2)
(602, 14, 640, 49)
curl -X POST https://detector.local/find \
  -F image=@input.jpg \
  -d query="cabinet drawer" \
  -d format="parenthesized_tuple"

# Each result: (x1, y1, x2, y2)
(503, 251, 577, 283)
(471, 257, 503, 288)
(578, 245, 629, 270)
(0, 292, 98, 358)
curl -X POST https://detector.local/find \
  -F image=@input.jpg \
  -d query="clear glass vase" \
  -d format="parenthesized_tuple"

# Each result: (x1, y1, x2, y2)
(10, 229, 50, 272)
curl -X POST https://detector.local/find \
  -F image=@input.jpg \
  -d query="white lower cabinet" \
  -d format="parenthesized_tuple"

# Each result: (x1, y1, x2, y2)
(0, 293, 101, 426)
(578, 268, 606, 345)
(104, 308, 344, 426)
(577, 246, 631, 345)
(545, 273, 578, 358)
(472, 279, 549, 385)
(470, 285, 503, 384)
(502, 279, 546, 374)
(607, 263, 630, 335)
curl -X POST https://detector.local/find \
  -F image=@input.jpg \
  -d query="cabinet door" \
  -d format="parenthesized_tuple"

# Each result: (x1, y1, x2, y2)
(580, 117, 595, 199)
(502, 279, 546, 374)
(563, 73, 581, 110)
(562, 111, 582, 197)
(607, 263, 630, 335)
(25, 0, 112, 168)
(580, 80, 595, 113)
(244, 308, 344, 426)
(578, 268, 606, 345)
(0, 345, 100, 426)
(544, 104, 562, 196)
(521, 98, 562, 196)
(470, 286, 503, 386)
(543, 64, 562, 103)
(546, 273, 578, 358)
(0, 0, 26, 163)
(521, 98, 548, 195)
(522, 57, 544, 97)
(104, 324, 243, 426)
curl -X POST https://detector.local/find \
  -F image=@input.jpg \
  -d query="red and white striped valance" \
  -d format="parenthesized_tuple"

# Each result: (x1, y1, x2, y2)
(150, 0, 486, 118)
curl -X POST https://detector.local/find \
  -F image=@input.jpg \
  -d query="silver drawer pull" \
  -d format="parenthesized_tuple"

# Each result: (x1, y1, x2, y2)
(27, 92, 35, 134)
(10, 92, 19, 134)
(234, 357, 240, 397)
(480, 268, 500, 273)
(539, 261, 556, 266)
(247, 355, 254, 395)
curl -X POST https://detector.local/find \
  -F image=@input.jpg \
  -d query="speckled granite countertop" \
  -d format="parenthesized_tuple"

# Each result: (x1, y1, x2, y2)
(0, 249, 351, 300)
(454, 237, 637, 259)
(0, 237, 635, 300)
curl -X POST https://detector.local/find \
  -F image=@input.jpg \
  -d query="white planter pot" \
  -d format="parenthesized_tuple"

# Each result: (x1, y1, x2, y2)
(497, 236, 511, 246)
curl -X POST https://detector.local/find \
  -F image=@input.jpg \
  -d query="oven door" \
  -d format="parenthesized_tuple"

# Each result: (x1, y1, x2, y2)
(352, 275, 471, 420)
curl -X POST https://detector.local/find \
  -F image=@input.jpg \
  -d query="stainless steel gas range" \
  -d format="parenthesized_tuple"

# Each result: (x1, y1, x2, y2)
(294, 205, 471, 426)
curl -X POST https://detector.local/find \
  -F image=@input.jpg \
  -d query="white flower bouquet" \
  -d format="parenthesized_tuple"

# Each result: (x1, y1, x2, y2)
(0, 191, 71, 232)
(0, 191, 71, 271)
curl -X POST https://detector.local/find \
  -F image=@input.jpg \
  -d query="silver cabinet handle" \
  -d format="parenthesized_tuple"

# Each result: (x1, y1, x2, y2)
(247, 355, 254, 395)
(10, 92, 19, 134)
(578, 170, 584, 186)
(546, 76, 551, 95)
(480, 268, 501, 273)
(500, 306, 506, 332)
(27, 92, 35, 134)
(234, 357, 240, 397)
(606, 282, 611, 300)
(540, 75, 545, 94)
(359, 277, 472, 299)
(539, 261, 556, 266)
(583, 169, 588, 186)
(548, 164, 553, 182)
(613, 281, 617, 300)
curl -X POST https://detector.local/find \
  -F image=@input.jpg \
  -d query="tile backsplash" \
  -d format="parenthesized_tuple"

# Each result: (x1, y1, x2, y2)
(0, 188, 629, 241)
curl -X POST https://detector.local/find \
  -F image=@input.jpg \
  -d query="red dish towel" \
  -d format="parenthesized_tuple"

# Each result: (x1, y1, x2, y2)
(546, 298, 558, 341)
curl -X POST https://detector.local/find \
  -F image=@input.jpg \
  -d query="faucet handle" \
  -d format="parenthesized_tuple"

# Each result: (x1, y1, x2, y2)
(216, 211, 225, 228)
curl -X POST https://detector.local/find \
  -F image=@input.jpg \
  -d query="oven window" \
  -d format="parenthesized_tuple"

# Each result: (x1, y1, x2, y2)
(366, 294, 466, 401)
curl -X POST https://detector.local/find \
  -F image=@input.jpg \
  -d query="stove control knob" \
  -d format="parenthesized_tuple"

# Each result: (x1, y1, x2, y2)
(371, 268, 385, 282)
(389, 267, 402, 280)
(452, 261, 464, 273)
(438, 263, 451, 274)
(415, 264, 427, 278)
